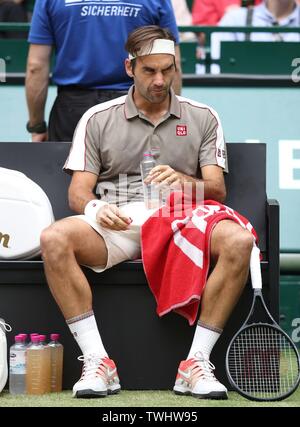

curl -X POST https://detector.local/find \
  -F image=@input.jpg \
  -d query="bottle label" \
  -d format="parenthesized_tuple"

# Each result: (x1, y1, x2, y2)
(10, 351, 26, 374)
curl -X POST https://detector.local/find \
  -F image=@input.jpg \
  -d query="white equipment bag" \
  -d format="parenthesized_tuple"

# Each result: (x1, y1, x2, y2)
(0, 319, 11, 393)
(0, 167, 54, 260)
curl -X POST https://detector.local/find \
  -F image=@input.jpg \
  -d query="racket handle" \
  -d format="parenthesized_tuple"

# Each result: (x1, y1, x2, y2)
(250, 244, 262, 290)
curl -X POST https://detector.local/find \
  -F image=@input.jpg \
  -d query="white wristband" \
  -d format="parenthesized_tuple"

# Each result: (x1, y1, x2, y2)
(84, 199, 108, 221)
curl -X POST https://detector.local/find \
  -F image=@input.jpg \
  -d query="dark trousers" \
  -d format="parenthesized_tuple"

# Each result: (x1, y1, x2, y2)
(48, 87, 128, 142)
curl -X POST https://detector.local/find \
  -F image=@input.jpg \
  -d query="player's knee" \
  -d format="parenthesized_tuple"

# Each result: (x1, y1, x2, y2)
(40, 223, 71, 263)
(224, 230, 254, 263)
(237, 231, 254, 256)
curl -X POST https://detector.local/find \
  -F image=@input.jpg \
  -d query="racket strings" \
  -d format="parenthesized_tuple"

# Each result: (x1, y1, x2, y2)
(228, 325, 300, 400)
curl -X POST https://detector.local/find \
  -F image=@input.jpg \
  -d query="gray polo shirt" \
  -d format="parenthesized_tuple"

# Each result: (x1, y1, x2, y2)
(64, 86, 227, 206)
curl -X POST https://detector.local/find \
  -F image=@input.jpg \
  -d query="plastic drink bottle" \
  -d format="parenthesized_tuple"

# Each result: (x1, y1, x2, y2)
(28, 333, 39, 345)
(9, 335, 26, 394)
(48, 334, 63, 392)
(26, 335, 51, 394)
(140, 152, 161, 209)
(18, 334, 28, 347)
(39, 335, 51, 393)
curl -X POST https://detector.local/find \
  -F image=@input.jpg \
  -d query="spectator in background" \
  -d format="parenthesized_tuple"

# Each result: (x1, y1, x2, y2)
(171, 0, 197, 41)
(192, 0, 262, 25)
(210, 0, 300, 73)
(25, 0, 182, 142)
(192, 0, 262, 73)
(0, 0, 27, 38)
(22, 0, 34, 21)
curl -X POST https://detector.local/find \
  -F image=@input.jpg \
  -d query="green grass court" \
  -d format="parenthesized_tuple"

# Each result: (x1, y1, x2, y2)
(0, 388, 299, 407)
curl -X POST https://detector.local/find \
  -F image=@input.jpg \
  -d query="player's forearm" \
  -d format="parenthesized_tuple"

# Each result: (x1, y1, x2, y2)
(68, 186, 98, 215)
(202, 178, 226, 203)
(179, 174, 226, 203)
(25, 63, 49, 126)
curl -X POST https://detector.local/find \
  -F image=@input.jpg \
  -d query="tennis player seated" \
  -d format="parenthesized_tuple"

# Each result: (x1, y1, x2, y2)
(40, 26, 254, 399)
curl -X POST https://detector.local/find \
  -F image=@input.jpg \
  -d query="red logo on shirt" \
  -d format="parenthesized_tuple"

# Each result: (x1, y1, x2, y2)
(176, 125, 187, 136)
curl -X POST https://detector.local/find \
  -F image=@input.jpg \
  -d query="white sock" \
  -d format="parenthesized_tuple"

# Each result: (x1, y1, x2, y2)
(66, 310, 108, 358)
(187, 320, 222, 360)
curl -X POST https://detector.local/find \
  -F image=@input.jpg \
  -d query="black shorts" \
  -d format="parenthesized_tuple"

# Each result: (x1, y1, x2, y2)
(48, 86, 128, 142)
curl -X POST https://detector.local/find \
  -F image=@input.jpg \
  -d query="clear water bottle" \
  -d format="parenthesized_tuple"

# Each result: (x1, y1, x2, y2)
(48, 334, 63, 392)
(140, 152, 161, 209)
(9, 335, 26, 395)
(18, 334, 28, 346)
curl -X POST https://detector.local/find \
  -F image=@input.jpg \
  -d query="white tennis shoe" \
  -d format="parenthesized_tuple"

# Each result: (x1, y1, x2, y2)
(73, 353, 121, 398)
(173, 351, 228, 399)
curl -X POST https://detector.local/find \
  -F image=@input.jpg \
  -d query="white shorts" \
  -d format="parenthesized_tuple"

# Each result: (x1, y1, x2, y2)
(75, 202, 157, 273)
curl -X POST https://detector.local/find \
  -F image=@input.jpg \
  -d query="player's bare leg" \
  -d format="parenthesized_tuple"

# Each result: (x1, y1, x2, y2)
(40, 217, 120, 398)
(200, 219, 254, 328)
(174, 220, 253, 400)
(40, 217, 108, 318)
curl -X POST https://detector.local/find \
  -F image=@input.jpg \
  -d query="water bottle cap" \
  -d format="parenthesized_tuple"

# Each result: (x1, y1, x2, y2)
(30, 333, 39, 340)
(31, 335, 40, 343)
(39, 334, 46, 341)
(143, 152, 153, 157)
(15, 335, 22, 342)
(19, 334, 27, 339)
(50, 333, 60, 340)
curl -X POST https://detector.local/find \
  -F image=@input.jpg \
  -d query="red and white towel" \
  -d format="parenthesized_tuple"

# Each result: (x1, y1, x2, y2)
(141, 192, 258, 326)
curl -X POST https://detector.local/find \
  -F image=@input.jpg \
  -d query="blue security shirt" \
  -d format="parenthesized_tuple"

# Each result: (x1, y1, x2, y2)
(28, 0, 179, 89)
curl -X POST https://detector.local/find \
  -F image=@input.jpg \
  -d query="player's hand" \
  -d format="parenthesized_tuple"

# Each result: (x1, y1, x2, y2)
(96, 204, 132, 231)
(145, 165, 183, 190)
(31, 132, 48, 142)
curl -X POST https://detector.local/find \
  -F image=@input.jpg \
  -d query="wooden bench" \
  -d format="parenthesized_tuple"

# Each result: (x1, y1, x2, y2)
(0, 142, 279, 390)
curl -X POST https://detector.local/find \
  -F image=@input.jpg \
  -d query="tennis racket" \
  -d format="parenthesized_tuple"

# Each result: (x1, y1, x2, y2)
(226, 245, 300, 401)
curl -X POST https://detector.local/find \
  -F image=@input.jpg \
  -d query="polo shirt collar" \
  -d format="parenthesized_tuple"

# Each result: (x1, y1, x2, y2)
(124, 86, 181, 120)
(169, 88, 181, 118)
(125, 86, 139, 119)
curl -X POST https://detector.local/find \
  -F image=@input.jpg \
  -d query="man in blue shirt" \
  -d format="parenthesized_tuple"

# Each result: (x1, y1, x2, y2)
(25, 0, 181, 142)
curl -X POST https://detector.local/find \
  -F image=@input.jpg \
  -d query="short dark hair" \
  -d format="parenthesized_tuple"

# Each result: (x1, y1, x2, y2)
(125, 25, 176, 58)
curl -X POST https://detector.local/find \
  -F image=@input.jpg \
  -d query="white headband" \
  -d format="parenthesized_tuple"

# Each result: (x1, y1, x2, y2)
(128, 39, 175, 60)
